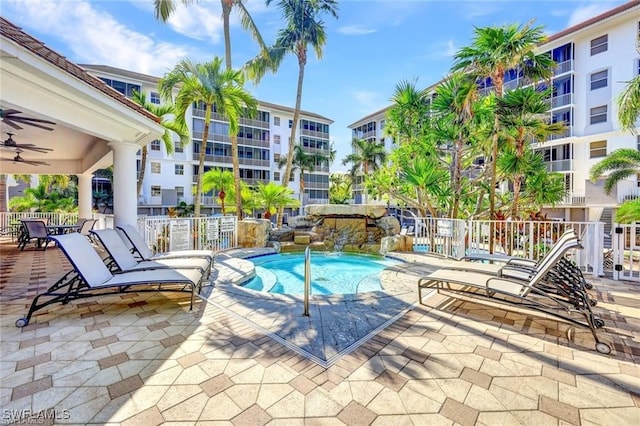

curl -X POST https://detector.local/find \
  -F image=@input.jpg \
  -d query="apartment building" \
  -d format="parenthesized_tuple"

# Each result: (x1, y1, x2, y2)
(81, 65, 333, 217)
(348, 1, 640, 222)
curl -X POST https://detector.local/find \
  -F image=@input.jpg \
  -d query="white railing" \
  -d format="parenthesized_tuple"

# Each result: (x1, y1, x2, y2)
(0, 212, 78, 231)
(618, 187, 640, 203)
(413, 217, 467, 259)
(136, 215, 237, 253)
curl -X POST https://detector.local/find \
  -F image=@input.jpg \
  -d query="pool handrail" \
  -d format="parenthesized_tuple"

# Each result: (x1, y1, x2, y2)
(304, 246, 311, 316)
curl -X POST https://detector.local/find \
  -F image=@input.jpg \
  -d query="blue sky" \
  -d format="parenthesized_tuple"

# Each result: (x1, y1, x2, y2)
(1, 0, 628, 170)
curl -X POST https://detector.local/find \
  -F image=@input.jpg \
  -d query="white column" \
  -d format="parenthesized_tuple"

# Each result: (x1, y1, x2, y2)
(109, 141, 140, 228)
(77, 173, 93, 219)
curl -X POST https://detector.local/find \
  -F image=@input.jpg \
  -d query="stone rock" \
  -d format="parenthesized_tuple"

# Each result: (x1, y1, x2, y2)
(294, 234, 311, 245)
(288, 216, 322, 229)
(380, 235, 413, 254)
(269, 226, 294, 242)
(304, 204, 388, 219)
(376, 216, 401, 236)
(238, 218, 272, 248)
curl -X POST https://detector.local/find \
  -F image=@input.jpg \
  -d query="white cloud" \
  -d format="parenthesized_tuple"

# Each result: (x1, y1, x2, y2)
(337, 25, 377, 36)
(161, 2, 224, 43)
(351, 90, 387, 114)
(3, 0, 193, 76)
(422, 39, 458, 59)
(567, 3, 613, 27)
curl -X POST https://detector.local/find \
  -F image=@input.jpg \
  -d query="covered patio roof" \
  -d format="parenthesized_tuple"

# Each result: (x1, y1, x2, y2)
(0, 17, 164, 176)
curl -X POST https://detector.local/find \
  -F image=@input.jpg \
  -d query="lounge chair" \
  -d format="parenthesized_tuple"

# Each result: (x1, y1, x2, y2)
(91, 228, 212, 278)
(15, 232, 205, 327)
(116, 224, 215, 262)
(417, 239, 611, 354)
(17, 219, 51, 251)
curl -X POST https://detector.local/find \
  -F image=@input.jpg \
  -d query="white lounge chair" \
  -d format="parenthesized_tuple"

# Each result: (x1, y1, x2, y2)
(116, 224, 215, 263)
(91, 228, 212, 278)
(16, 232, 205, 327)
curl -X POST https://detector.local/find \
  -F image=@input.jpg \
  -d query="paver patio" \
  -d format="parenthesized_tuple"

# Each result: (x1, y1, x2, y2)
(1, 238, 639, 425)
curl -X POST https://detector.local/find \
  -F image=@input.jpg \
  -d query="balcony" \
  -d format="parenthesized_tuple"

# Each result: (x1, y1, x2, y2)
(192, 131, 270, 148)
(544, 159, 572, 172)
(553, 191, 585, 206)
(548, 93, 573, 109)
(300, 128, 329, 139)
(548, 127, 572, 141)
(554, 60, 573, 76)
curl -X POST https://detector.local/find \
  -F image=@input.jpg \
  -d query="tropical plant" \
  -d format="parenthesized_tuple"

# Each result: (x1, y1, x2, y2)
(618, 34, 640, 134)
(159, 57, 257, 217)
(253, 181, 300, 219)
(246, 0, 338, 227)
(451, 21, 554, 226)
(131, 90, 189, 197)
(496, 86, 567, 218)
(615, 198, 640, 223)
(155, 0, 269, 218)
(329, 172, 352, 204)
(8, 183, 76, 212)
(385, 79, 432, 146)
(202, 168, 235, 215)
(342, 139, 387, 204)
(589, 148, 640, 194)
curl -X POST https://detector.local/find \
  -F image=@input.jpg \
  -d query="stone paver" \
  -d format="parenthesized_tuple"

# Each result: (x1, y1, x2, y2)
(0, 240, 639, 424)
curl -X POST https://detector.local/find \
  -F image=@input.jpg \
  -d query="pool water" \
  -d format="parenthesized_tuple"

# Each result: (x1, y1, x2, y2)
(242, 252, 401, 295)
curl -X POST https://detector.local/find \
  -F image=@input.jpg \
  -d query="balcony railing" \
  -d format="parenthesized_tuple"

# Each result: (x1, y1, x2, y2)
(548, 93, 573, 109)
(554, 60, 573, 76)
(555, 191, 585, 206)
(549, 127, 572, 141)
(544, 159, 572, 172)
(192, 131, 270, 148)
(300, 128, 329, 139)
(619, 188, 640, 203)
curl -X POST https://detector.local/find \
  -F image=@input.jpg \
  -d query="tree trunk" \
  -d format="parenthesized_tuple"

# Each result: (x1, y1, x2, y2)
(195, 105, 213, 216)
(488, 76, 504, 253)
(277, 52, 306, 228)
(137, 145, 148, 197)
(451, 139, 463, 218)
(0, 175, 7, 212)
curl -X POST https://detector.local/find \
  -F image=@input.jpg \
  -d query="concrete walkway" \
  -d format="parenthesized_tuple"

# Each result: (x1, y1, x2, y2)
(1, 240, 639, 425)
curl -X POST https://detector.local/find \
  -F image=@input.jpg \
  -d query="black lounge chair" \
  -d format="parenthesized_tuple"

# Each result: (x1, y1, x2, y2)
(15, 232, 205, 327)
(17, 219, 51, 251)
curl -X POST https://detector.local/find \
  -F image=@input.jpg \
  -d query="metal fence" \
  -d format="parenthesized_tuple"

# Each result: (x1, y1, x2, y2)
(612, 224, 640, 282)
(136, 216, 238, 253)
(413, 218, 604, 276)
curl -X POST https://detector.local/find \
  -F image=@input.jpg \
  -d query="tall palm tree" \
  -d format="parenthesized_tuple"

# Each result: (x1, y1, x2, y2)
(131, 90, 189, 198)
(451, 21, 554, 225)
(342, 139, 387, 204)
(159, 57, 257, 216)
(385, 79, 432, 146)
(618, 35, 640, 134)
(277, 144, 330, 213)
(329, 172, 352, 204)
(202, 168, 235, 214)
(247, 0, 338, 227)
(154, 0, 269, 220)
(496, 86, 566, 218)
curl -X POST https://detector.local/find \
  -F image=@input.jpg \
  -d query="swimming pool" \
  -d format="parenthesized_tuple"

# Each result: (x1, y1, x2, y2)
(242, 252, 401, 295)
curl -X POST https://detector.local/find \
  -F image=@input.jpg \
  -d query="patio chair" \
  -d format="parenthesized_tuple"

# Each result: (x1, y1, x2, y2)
(116, 224, 215, 263)
(91, 228, 212, 278)
(17, 219, 51, 251)
(417, 239, 611, 355)
(15, 232, 205, 328)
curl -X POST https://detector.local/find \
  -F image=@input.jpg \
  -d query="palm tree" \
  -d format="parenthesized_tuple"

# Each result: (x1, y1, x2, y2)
(496, 86, 566, 218)
(329, 172, 352, 204)
(278, 144, 330, 213)
(385, 79, 432, 146)
(589, 148, 640, 194)
(131, 90, 189, 197)
(618, 34, 640, 134)
(159, 57, 257, 217)
(202, 168, 235, 214)
(247, 0, 338, 227)
(155, 0, 268, 220)
(342, 139, 387, 203)
(253, 181, 300, 220)
(452, 21, 554, 226)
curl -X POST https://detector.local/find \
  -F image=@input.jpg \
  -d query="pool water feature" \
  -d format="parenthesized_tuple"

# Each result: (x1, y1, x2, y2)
(243, 252, 401, 295)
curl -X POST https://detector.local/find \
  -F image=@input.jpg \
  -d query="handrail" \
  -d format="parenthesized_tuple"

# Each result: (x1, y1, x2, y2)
(303, 246, 311, 316)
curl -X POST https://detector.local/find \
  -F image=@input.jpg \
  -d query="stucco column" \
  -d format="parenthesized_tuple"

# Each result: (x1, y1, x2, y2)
(109, 141, 140, 228)
(76, 173, 93, 219)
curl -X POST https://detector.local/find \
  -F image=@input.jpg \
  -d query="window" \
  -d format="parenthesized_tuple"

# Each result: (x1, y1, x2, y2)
(590, 140, 607, 158)
(590, 34, 608, 55)
(590, 105, 607, 124)
(274, 153, 281, 163)
(590, 70, 608, 90)
(274, 135, 281, 144)
(274, 116, 280, 126)
(151, 185, 161, 196)
(176, 186, 184, 198)
(175, 145, 184, 153)
(274, 172, 280, 181)
(151, 162, 161, 174)
(150, 92, 160, 104)
(175, 164, 184, 175)
(150, 140, 161, 151)
(289, 174, 294, 182)
(288, 119, 293, 128)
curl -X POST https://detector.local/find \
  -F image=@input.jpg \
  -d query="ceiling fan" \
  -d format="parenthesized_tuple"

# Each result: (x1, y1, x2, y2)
(2, 133, 53, 153)
(0, 150, 50, 166)
(0, 108, 56, 131)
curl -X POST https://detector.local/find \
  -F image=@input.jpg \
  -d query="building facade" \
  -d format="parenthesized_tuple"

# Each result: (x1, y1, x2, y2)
(81, 65, 333, 217)
(348, 1, 640, 222)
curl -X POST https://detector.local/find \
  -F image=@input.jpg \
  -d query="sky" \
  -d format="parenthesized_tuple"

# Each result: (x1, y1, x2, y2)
(0, 0, 630, 170)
